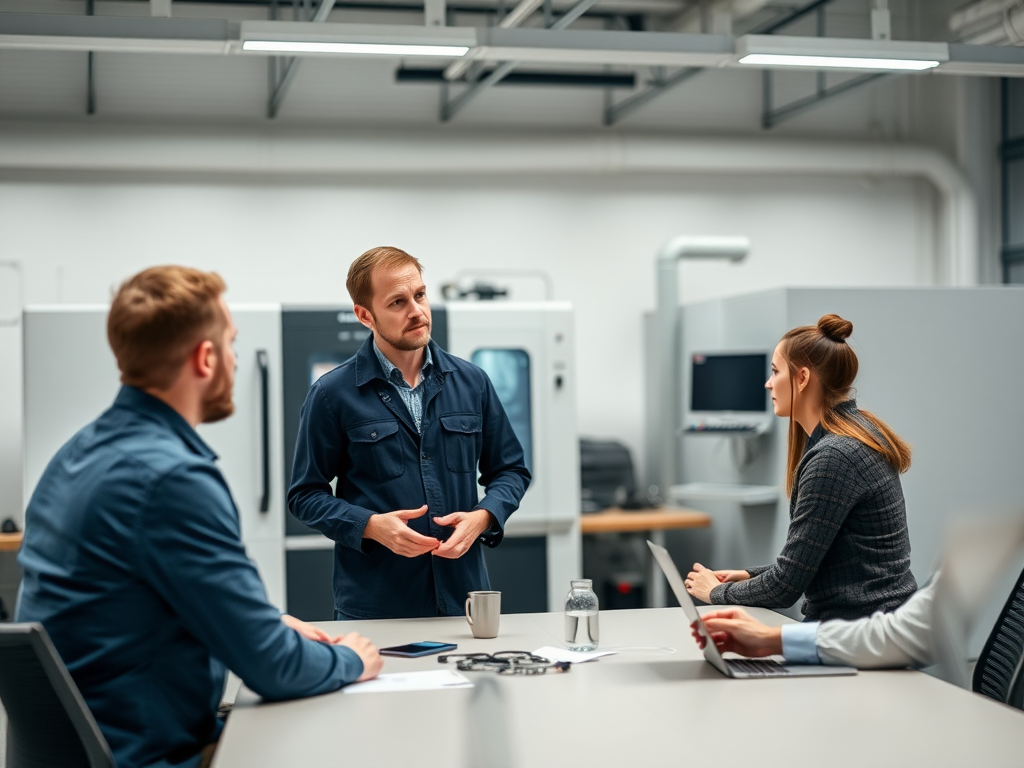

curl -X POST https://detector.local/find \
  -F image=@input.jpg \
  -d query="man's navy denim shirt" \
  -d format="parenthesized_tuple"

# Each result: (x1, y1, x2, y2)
(17, 386, 363, 768)
(288, 337, 531, 619)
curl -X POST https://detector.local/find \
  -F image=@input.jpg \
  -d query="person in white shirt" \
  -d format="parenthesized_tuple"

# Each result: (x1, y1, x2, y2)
(692, 578, 937, 668)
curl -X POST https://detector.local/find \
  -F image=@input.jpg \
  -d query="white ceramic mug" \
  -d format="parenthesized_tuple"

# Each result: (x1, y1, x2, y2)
(465, 591, 501, 639)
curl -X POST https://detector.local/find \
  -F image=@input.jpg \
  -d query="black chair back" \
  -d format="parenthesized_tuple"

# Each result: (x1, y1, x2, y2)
(973, 563, 1024, 709)
(0, 622, 114, 768)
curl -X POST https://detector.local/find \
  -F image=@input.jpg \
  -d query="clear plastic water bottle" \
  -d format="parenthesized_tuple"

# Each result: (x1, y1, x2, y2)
(564, 579, 600, 651)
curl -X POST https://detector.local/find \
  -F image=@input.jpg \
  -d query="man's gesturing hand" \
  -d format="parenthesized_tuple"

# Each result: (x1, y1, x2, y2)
(432, 509, 493, 559)
(363, 505, 439, 558)
(695, 608, 783, 658)
(335, 632, 384, 682)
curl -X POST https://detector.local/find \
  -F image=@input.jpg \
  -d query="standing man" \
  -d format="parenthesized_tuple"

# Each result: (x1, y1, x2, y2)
(17, 266, 382, 768)
(288, 246, 531, 619)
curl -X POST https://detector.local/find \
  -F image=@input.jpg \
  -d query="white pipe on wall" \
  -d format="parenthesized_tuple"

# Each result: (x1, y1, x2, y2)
(0, 122, 979, 284)
(654, 237, 749, 500)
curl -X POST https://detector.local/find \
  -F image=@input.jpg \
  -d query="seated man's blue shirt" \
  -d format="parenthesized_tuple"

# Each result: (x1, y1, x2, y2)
(17, 386, 363, 768)
(288, 337, 531, 619)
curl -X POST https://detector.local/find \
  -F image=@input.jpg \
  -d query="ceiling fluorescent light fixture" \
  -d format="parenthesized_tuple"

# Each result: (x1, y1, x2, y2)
(242, 40, 468, 56)
(739, 53, 937, 70)
(736, 35, 947, 72)
(239, 21, 474, 58)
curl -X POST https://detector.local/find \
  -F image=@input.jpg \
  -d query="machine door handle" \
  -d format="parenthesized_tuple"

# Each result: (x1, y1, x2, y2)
(257, 349, 270, 513)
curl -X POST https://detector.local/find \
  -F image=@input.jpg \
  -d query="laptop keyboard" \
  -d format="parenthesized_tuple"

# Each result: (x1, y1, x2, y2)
(726, 658, 790, 677)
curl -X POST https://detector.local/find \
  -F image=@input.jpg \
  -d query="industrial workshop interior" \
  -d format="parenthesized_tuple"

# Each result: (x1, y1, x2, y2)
(2, 0, 1024, 766)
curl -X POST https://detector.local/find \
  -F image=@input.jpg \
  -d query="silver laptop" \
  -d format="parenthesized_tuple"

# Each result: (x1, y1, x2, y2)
(647, 540, 857, 678)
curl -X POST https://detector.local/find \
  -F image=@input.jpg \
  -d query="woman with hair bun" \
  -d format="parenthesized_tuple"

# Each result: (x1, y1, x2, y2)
(684, 314, 917, 622)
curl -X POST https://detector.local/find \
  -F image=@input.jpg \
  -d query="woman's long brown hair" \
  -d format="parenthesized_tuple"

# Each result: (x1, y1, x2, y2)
(781, 314, 911, 496)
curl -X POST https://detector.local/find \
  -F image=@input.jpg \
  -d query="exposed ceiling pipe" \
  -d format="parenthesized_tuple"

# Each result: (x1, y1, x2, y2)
(0, 122, 978, 287)
(951, 0, 1020, 31)
(1006, 5, 1024, 43)
(950, 0, 1024, 45)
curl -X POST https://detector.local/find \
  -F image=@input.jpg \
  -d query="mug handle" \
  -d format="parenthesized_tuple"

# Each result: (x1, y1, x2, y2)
(465, 596, 474, 626)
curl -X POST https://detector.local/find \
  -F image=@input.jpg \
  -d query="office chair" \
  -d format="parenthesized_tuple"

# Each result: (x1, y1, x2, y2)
(972, 562, 1024, 710)
(0, 622, 115, 768)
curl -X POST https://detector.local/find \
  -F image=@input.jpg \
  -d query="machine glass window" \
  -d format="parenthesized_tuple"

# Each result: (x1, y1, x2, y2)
(471, 349, 533, 473)
(309, 357, 348, 386)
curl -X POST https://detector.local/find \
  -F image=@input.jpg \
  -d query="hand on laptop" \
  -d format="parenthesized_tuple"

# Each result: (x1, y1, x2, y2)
(714, 570, 751, 584)
(691, 608, 782, 658)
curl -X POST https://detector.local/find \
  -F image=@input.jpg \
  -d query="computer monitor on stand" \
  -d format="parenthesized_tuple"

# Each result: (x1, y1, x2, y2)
(683, 351, 772, 435)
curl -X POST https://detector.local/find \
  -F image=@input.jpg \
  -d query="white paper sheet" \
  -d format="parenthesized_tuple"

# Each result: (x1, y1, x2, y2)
(342, 669, 473, 695)
(533, 645, 617, 664)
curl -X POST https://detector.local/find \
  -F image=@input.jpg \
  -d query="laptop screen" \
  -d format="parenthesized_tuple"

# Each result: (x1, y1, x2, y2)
(647, 540, 731, 675)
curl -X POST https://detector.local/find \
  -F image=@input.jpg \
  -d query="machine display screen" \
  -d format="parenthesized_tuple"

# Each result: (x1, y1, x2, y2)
(471, 349, 533, 473)
(690, 353, 768, 413)
(310, 360, 344, 385)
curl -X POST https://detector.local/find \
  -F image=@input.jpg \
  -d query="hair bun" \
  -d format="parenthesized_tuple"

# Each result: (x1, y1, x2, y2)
(818, 314, 853, 343)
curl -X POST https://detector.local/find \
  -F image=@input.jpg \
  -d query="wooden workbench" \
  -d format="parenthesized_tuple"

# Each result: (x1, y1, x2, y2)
(579, 507, 711, 535)
(580, 506, 711, 606)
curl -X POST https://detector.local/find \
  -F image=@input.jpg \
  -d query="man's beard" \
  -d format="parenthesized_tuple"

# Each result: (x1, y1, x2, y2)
(201, 352, 235, 424)
(376, 318, 431, 352)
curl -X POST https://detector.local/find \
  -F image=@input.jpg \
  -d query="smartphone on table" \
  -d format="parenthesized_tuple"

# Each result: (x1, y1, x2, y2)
(379, 641, 458, 658)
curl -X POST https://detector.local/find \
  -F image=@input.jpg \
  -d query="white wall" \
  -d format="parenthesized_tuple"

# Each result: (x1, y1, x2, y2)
(0, 168, 932, 524)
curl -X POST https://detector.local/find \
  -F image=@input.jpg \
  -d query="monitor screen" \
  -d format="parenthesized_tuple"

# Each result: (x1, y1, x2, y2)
(690, 353, 767, 413)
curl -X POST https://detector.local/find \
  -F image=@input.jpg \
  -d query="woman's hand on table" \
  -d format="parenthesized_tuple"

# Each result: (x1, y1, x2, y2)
(684, 563, 723, 603)
(714, 569, 751, 584)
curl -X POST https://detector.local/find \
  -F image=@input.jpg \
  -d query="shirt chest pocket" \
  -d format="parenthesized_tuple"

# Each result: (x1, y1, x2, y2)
(440, 414, 482, 473)
(346, 419, 406, 483)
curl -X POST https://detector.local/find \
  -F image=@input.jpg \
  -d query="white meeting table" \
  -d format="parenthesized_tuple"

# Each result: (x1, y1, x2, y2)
(213, 607, 1024, 768)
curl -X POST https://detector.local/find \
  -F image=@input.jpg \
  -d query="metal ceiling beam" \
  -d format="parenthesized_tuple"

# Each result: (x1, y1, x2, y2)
(443, 0, 544, 82)
(603, 65, 700, 125)
(5, 14, 1024, 79)
(603, 0, 838, 127)
(424, 0, 446, 26)
(0, 14, 236, 53)
(439, 0, 601, 122)
(756, 1, 890, 130)
(266, 0, 337, 118)
(470, 27, 733, 67)
(756, 0, 833, 34)
(762, 71, 888, 129)
(117, 0, 684, 14)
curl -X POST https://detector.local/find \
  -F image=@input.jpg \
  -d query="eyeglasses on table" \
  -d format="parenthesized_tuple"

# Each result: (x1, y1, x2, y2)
(437, 651, 571, 675)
